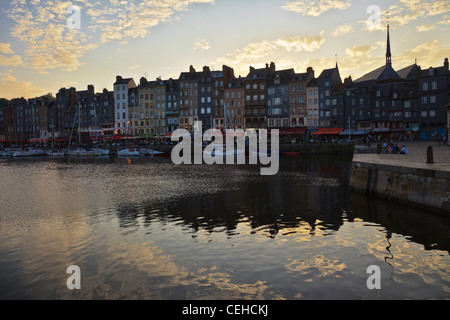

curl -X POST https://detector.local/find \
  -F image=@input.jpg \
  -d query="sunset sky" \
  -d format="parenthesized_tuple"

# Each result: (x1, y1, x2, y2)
(0, 0, 449, 99)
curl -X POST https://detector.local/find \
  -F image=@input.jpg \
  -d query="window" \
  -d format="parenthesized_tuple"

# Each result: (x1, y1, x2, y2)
(430, 96, 436, 103)
(429, 110, 436, 117)
(421, 111, 427, 117)
(432, 81, 437, 90)
(423, 82, 428, 91)
(404, 101, 411, 108)
(421, 97, 428, 104)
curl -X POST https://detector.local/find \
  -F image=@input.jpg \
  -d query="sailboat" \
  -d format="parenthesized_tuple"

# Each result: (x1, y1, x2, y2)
(118, 147, 143, 157)
(67, 103, 102, 157)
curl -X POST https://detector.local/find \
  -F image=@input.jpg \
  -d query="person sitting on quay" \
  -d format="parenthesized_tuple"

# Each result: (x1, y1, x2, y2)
(400, 145, 409, 155)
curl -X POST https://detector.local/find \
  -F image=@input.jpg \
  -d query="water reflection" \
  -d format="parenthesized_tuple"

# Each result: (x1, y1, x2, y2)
(0, 155, 449, 300)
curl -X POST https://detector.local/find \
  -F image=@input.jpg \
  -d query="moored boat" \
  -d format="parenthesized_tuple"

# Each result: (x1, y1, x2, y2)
(118, 148, 143, 157)
(67, 148, 102, 157)
(47, 150, 65, 157)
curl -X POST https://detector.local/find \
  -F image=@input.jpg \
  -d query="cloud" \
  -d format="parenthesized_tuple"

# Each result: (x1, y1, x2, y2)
(129, 65, 142, 70)
(0, 75, 45, 99)
(388, 0, 450, 27)
(193, 38, 211, 51)
(416, 16, 450, 32)
(215, 35, 325, 76)
(395, 40, 450, 68)
(331, 24, 353, 37)
(6, 0, 215, 74)
(274, 36, 325, 52)
(87, 0, 216, 43)
(282, 0, 351, 17)
(0, 42, 14, 55)
(0, 54, 24, 67)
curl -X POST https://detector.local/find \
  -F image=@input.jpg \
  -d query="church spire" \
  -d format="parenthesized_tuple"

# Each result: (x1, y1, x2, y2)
(386, 12, 392, 67)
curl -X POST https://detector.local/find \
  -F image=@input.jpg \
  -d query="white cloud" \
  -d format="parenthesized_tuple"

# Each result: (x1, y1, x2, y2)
(193, 38, 211, 51)
(129, 65, 142, 70)
(388, 0, 450, 27)
(216, 35, 325, 76)
(0, 42, 15, 55)
(6, 0, 216, 74)
(0, 75, 45, 99)
(282, 0, 351, 17)
(332, 24, 353, 37)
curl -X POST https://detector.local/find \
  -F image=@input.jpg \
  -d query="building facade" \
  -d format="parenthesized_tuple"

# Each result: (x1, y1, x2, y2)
(244, 63, 275, 129)
(267, 68, 295, 129)
(306, 79, 319, 133)
(178, 66, 199, 132)
(289, 67, 314, 128)
(114, 76, 137, 135)
(223, 78, 246, 131)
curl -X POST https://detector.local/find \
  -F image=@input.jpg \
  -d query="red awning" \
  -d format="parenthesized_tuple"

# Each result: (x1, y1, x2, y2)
(277, 128, 307, 135)
(311, 128, 344, 135)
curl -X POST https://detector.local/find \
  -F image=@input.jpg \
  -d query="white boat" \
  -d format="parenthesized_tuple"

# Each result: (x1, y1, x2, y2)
(93, 148, 110, 156)
(47, 150, 65, 157)
(67, 148, 102, 157)
(251, 150, 278, 156)
(203, 147, 245, 157)
(12, 148, 47, 157)
(142, 149, 166, 157)
(118, 148, 143, 157)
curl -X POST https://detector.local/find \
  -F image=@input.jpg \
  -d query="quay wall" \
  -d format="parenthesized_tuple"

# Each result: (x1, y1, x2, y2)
(350, 160, 450, 214)
(153, 143, 356, 154)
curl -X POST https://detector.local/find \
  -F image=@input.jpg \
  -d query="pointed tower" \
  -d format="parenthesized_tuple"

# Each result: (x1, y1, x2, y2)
(386, 13, 392, 67)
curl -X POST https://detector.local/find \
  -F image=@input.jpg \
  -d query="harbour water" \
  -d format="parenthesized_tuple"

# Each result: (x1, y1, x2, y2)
(0, 155, 449, 300)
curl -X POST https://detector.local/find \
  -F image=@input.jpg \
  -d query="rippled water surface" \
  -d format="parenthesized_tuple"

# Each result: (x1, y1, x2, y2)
(0, 155, 449, 300)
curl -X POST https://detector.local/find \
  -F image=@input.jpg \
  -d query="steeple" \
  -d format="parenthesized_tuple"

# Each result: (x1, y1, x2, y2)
(386, 12, 392, 67)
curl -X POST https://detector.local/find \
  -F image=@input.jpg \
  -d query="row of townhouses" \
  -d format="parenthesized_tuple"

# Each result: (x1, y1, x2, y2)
(1, 26, 449, 143)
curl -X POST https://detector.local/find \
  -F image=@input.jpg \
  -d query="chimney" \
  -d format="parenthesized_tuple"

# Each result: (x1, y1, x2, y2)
(116, 75, 122, 83)
(189, 65, 196, 75)
(344, 76, 352, 85)
(88, 84, 94, 95)
(444, 58, 449, 72)
(203, 66, 210, 73)
(140, 77, 147, 86)
(270, 62, 275, 72)
(103, 88, 108, 94)
(307, 67, 314, 78)
(69, 87, 76, 108)
(249, 66, 255, 73)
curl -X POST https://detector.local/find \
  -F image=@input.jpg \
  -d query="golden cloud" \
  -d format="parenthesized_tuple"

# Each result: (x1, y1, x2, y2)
(282, 0, 351, 17)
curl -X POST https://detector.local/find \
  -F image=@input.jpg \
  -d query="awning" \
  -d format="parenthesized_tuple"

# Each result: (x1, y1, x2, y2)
(354, 129, 371, 135)
(339, 129, 355, 136)
(311, 128, 344, 135)
(373, 128, 390, 133)
(277, 127, 307, 135)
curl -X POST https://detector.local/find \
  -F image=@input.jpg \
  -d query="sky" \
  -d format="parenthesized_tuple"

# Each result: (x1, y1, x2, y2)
(0, 0, 449, 100)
